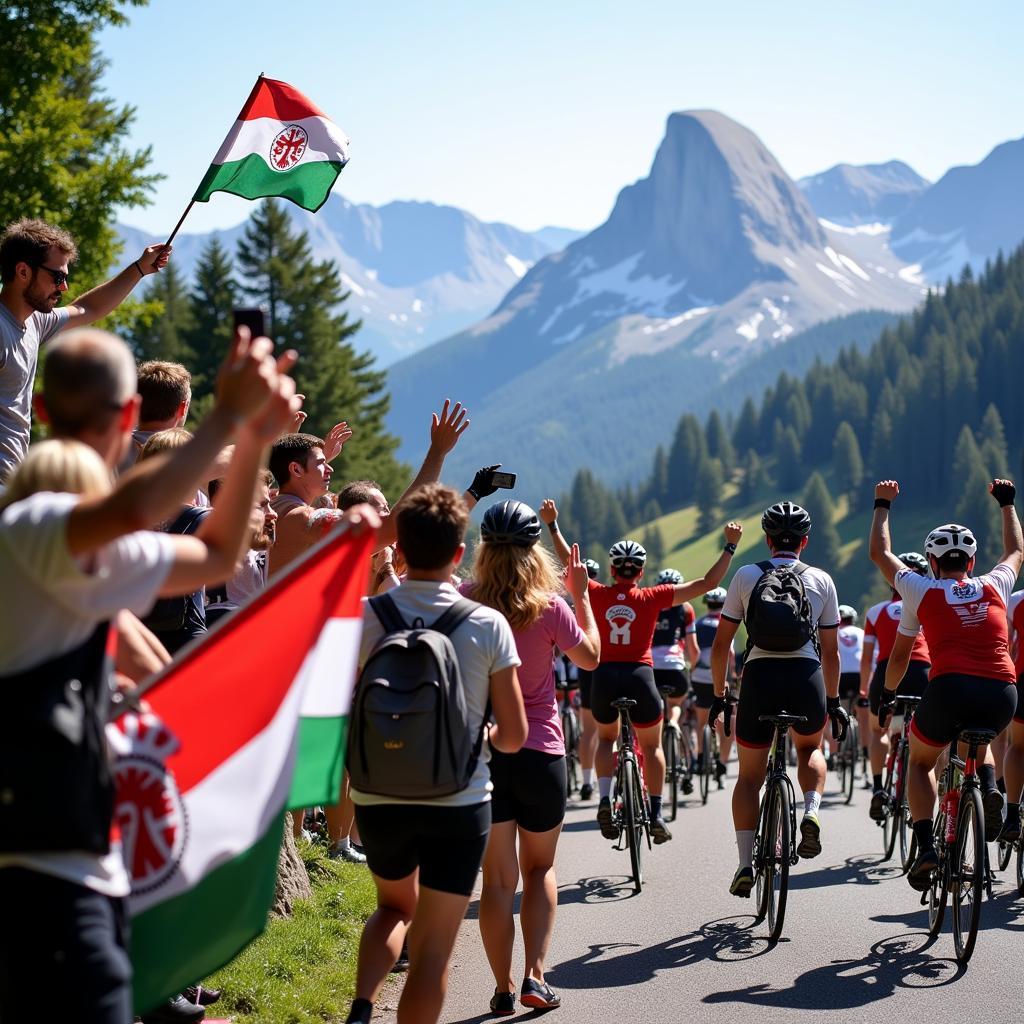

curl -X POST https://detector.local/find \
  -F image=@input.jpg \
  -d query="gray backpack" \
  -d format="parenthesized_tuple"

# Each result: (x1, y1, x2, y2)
(346, 594, 487, 799)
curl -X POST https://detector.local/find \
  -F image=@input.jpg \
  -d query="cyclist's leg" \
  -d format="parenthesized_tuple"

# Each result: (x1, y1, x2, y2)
(577, 670, 598, 795)
(479, 820, 519, 996)
(868, 662, 890, 791)
(635, 719, 666, 800)
(1000, 717, 1024, 840)
(786, 660, 828, 857)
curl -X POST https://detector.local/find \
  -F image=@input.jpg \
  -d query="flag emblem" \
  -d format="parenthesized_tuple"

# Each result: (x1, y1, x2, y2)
(270, 125, 309, 171)
(111, 712, 188, 894)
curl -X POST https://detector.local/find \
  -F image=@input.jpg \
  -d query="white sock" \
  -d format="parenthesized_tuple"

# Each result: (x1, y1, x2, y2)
(335, 836, 351, 852)
(804, 791, 821, 816)
(582, 769, 595, 786)
(736, 830, 755, 870)
(598, 777, 613, 800)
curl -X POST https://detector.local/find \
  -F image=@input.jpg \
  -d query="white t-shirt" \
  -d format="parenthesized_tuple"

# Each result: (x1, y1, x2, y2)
(0, 491, 175, 894)
(350, 579, 521, 809)
(721, 554, 841, 663)
(838, 625, 865, 674)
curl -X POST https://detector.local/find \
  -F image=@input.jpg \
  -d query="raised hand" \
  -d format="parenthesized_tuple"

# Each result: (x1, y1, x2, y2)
(539, 499, 558, 525)
(323, 421, 354, 462)
(215, 326, 283, 423)
(242, 351, 302, 443)
(429, 399, 470, 455)
(875, 479, 900, 503)
(467, 465, 501, 501)
(137, 244, 171, 275)
(565, 543, 588, 602)
(990, 478, 1016, 507)
(289, 395, 308, 434)
(723, 521, 743, 545)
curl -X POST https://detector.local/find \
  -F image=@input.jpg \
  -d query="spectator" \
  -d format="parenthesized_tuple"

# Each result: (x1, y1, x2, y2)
(0, 327, 300, 1023)
(345, 483, 527, 1024)
(0, 218, 170, 480)
(131, 360, 192, 458)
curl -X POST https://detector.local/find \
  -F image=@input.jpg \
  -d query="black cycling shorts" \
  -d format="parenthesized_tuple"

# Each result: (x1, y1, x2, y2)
(839, 671, 861, 701)
(354, 801, 490, 896)
(910, 673, 1018, 748)
(654, 667, 689, 700)
(577, 668, 593, 710)
(691, 681, 716, 710)
(490, 748, 566, 832)
(735, 657, 827, 748)
(1016, 677, 1024, 725)
(591, 662, 662, 728)
(870, 659, 930, 715)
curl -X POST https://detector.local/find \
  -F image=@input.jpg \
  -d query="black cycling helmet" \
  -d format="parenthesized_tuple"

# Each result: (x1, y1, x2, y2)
(584, 559, 600, 580)
(704, 586, 727, 607)
(480, 500, 542, 547)
(898, 551, 929, 576)
(761, 501, 812, 547)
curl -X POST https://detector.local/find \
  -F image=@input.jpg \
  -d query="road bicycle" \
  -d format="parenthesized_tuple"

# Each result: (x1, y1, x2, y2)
(557, 681, 581, 798)
(833, 695, 864, 804)
(659, 686, 693, 821)
(610, 697, 652, 894)
(925, 728, 995, 964)
(752, 712, 803, 942)
(995, 800, 1024, 894)
(699, 716, 725, 804)
(876, 695, 923, 868)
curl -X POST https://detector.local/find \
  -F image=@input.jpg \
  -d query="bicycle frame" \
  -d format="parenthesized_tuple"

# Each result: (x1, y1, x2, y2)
(760, 722, 799, 868)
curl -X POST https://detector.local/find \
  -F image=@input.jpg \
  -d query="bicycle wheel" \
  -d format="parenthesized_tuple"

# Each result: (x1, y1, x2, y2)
(700, 726, 712, 804)
(842, 721, 857, 804)
(562, 709, 579, 796)
(663, 726, 680, 821)
(764, 780, 791, 942)
(997, 838, 1012, 872)
(927, 815, 948, 938)
(1016, 839, 1024, 895)
(621, 755, 644, 893)
(898, 799, 916, 874)
(952, 788, 984, 963)
(881, 758, 898, 862)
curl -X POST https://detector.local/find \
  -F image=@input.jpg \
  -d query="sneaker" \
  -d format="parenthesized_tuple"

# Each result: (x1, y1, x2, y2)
(715, 759, 728, 780)
(579, 782, 594, 801)
(869, 789, 888, 822)
(489, 989, 516, 1016)
(140, 995, 206, 1024)
(996, 815, 1021, 844)
(520, 978, 561, 1010)
(597, 798, 619, 840)
(797, 812, 822, 859)
(729, 866, 754, 898)
(330, 842, 367, 864)
(908, 847, 939, 891)
(651, 815, 672, 844)
(182, 986, 221, 1007)
(390, 944, 410, 974)
(983, 789, 1006, 838)
(681, 776, 694, 796)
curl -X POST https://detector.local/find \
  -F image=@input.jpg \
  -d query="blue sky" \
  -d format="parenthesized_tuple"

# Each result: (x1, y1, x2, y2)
(100, 1, 1021, 236)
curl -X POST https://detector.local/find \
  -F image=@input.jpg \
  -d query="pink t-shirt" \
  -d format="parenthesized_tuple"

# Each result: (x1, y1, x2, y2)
(460, 584, 585, 755)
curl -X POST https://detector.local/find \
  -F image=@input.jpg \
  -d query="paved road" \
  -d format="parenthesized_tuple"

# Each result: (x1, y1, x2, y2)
(379, 764, 1023, 1023)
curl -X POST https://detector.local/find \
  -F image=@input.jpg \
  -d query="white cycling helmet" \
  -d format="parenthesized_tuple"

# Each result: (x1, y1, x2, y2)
(924, 523, 978, 561)
(838, 604, 858, 623)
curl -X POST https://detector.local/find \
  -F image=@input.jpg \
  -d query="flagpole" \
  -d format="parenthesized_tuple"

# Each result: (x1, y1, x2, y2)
(162, 72, 267, 247)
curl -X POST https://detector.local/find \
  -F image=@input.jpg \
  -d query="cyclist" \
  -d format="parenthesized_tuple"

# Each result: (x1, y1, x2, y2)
(709, 501, 847, 897)
(829, 605, 863, 767)
(691, 587, 735, 778)
(1001, 587, 1024, 842)
(868, 478, 1022, 891)
(861, 553, 932, 821)
(651, 568, 699, 733)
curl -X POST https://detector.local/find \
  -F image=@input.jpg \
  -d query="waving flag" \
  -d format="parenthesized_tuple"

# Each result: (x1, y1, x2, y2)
(194, 76, 350, 212)
(110, 523, 373, 1014)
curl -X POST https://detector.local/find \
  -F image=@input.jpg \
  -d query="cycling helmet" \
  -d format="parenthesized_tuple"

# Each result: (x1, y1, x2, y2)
(761, 501, 812, 543)
(480, 500, 542, 547)
(924, 524, 977, 562)
(656, 568, 683, 585)
(838, 604, 858, 623)
(584, 559, 601, 580)
(898, 551, 929, 576)
(704, 587, 727, 606)
(608, 540, 647, 576)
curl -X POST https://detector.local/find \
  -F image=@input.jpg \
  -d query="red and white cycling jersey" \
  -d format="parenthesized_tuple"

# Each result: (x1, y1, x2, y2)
(1009, 590, 1024, 679)
(895, 564, 1017, 683)
(588, 579, 675, 666)
(864, 598, 930, 664)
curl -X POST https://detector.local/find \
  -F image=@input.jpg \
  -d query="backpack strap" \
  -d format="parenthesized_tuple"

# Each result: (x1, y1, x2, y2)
(755, 560, 774, 575)
(789, 561, 810, 576)
(430, 598, 480, 638)
(368, 593, 408, 634)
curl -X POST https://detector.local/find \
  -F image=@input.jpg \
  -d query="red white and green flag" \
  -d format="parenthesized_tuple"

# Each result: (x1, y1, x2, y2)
(193, 76, 350, 212)
(109, 524, 373, 1015)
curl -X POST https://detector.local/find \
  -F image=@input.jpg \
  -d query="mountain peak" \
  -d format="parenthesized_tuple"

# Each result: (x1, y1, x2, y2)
(799, 160, 930, 225)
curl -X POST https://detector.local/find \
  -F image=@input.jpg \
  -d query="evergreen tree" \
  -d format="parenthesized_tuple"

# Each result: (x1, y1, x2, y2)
(772, 421, 803, 491)
(641, 525, 666, 570)
(868, 409, 894, 478)
(705, 409, 735, 475)
(127, 260, 194, 363)
(833, 421, 864, 508)
(184, 237, 237, 407)
(666, 415, 706, 505)
(955, 463, 1002, 567)
(951, 425, 982, 485)
(695, 456, 724, 535)
(740, 448, 768, 502)
(648, 445, 669, 507)
(641, 499, 663, 524)
(979, 404, 1009, 479)
(236, 201, 405, 493)
(733, 397, 760, 454)
(802, 471, 842, 568)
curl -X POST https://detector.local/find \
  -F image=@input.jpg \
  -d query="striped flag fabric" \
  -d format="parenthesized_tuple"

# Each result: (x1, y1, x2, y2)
(109, 523, 373, 1014)
(194, 76, 350, 212)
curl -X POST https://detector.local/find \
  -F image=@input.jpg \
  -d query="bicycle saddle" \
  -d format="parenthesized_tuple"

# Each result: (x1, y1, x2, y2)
(758, 712, 808, 725)
(958, 728, 997, 746)
(611, 697, 638, 709)
(895, 694, 923, 707)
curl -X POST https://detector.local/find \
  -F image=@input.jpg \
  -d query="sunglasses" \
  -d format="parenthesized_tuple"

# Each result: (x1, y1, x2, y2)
(35, 264, 69, 288)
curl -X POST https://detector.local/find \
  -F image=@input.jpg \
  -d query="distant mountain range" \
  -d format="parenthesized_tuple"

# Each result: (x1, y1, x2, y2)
(798, 161, 930, 225)
(116, 200, 584, 367)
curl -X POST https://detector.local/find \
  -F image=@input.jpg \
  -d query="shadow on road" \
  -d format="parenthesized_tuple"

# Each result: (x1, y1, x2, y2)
(788, 853, 904, 890)
(544, 915, 772, 991)
(872, 880, 1024, 934)
(557, 874, 638, 904)
(703, 931, 965, 1008)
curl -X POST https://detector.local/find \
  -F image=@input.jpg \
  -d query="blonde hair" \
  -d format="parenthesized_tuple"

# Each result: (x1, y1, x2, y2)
(0, 440, 111, 512)
(139, 427, 192, 462)
(470, 541, 563, 632)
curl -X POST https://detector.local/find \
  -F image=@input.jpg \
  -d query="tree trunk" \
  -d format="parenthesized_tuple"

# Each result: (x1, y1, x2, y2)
(272, 813, 311, 918)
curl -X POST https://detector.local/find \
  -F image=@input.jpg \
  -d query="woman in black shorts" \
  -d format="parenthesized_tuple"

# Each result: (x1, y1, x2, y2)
(462, 501, 599, 1014)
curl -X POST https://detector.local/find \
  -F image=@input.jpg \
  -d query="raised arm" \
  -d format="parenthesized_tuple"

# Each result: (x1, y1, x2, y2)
(563, 542, 600, 670)
(539, 499, 573, 567)
(673, 522, 743, 604)
(868, 480, 907, 586)
(63, 245, 171, 330)
(859, 635, 876, 700)
(991, 479, 1023, 576)
(462, 464, 502, 512)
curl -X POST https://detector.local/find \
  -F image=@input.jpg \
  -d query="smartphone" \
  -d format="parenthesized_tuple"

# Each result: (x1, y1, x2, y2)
(232, 306, 268, 337)
(491, 471, 517, 489)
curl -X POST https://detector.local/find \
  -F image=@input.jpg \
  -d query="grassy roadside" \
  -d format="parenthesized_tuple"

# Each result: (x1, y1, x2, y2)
(204, 842, 376, 1023)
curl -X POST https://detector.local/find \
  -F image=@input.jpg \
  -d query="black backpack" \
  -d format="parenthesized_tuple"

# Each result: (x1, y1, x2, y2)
(744, 560, 817, 654)
(346, 594, 488, 799)
(143, 505, 210, 633)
